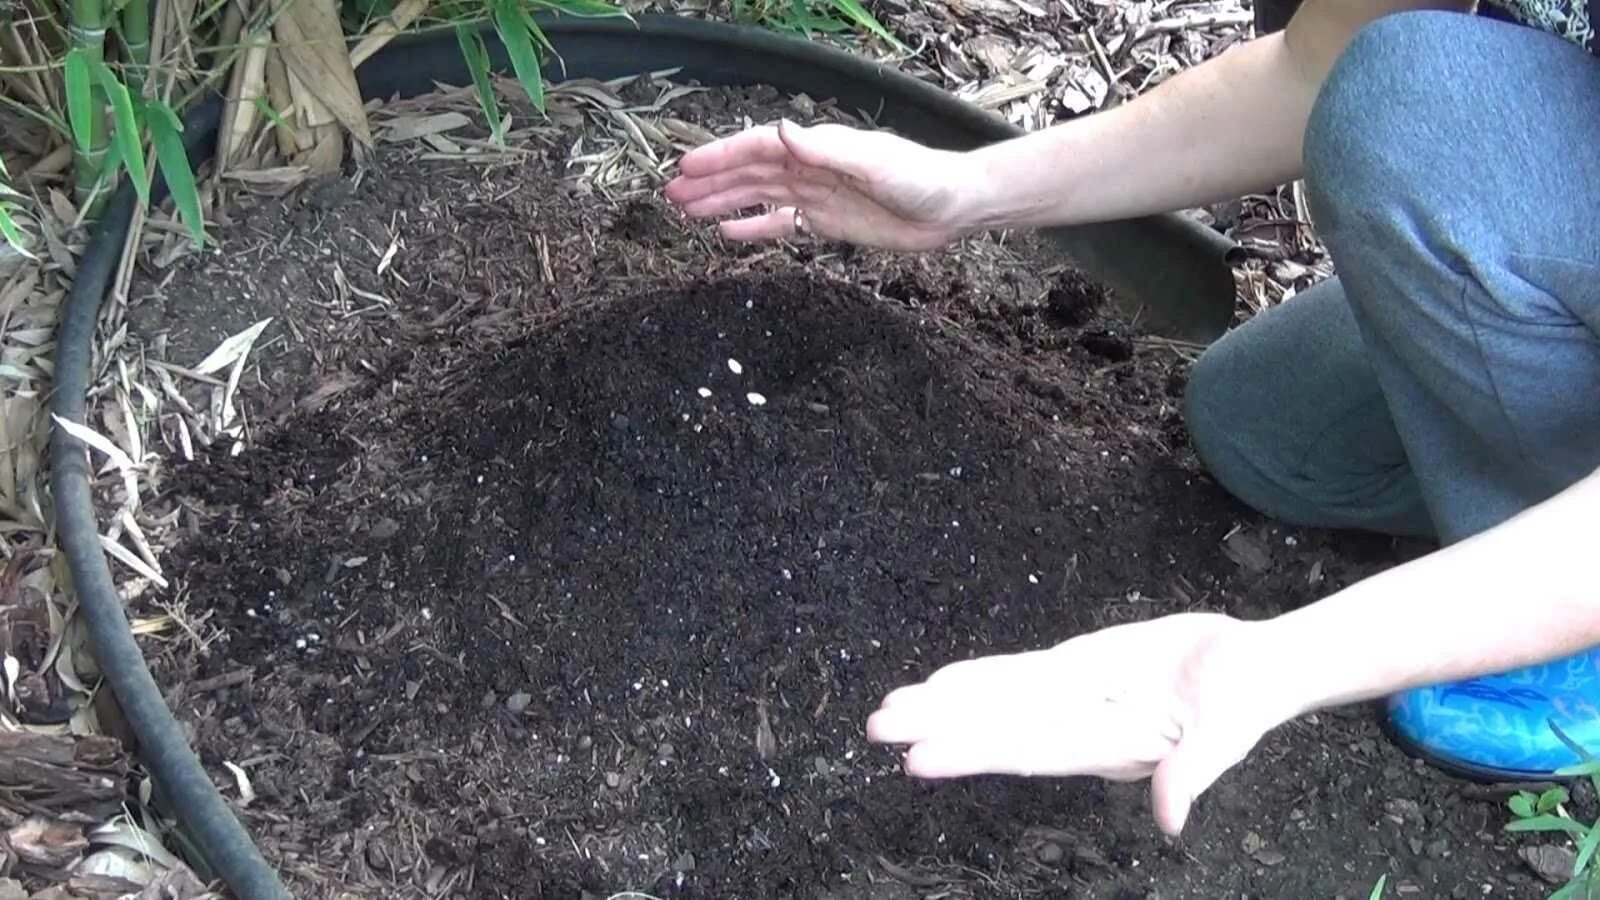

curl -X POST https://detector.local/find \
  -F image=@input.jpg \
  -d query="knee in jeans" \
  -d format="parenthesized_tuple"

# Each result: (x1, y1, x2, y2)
(1303, 11, 1460, 248)
(1182, 336, 1243, 472)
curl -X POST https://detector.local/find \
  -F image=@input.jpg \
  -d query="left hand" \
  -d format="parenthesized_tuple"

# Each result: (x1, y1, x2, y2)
(663, 119, 979, 251)
(866, 612, 1296, 836)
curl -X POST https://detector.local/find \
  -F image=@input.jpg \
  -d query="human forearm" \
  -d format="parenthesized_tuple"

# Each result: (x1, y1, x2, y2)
(950, 0, 1474, 232)
(1259, 467, 1600, 720)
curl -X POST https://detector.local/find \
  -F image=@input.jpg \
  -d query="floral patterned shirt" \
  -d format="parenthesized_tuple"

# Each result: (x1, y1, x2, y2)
(1483, 0, 1597, 54)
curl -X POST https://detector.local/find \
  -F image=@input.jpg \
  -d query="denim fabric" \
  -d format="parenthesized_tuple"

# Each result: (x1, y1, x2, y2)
(1185, 10, 1600, 546)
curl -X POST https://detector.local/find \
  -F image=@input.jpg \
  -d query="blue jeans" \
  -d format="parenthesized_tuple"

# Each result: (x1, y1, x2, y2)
(1185, 10, 1600, 547)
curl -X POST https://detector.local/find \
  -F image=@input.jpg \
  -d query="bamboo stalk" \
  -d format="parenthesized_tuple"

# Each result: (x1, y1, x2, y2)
(218, 32, 269, 169)
(68, 0, 110, 210)
(348, 0, 429, 69)
(263, 50, 297, 157)
(119, 0, 152, 93)
(0, 24, 52, 111)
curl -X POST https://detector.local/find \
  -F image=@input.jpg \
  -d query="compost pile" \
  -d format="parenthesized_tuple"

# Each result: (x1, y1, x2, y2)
(136, 84, 1543, 899)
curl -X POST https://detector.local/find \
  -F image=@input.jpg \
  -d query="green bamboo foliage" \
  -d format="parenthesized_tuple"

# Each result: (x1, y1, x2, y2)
(57, 0, 205, 243)
(9, 0, 901, 244)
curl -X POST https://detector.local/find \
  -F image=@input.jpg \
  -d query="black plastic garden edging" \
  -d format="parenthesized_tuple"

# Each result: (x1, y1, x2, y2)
(53, 15, 1242, 900)
(372, 15, 1241, 343)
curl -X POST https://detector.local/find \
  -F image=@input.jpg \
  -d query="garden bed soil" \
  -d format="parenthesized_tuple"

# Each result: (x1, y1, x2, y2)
(125, 81, 1561, 898)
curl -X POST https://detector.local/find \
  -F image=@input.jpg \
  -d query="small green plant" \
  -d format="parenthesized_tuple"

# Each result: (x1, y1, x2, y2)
(1506, 758, 1600, 899)
(432, 0, 629, 146)
(732, 0, 904, 51)
(1370, 874, 1388, 899)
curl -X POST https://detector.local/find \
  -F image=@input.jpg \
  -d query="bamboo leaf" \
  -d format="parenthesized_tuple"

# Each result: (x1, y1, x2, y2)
(252, 96, 289, 130)
(1549, 881, 1583, 900)
(0, 161, 32, 258)
(0, 206, 34, 260)
(1506, 814, 1591, 837)
(64, 48, 94, 152)
(1574, 823, 1600, 879)
(93, 60, 149, 205)
(493, 0, 546, 113)
(540, 0, 630, 18)
(823, 0, 904, 48)
(453, 25, 505, 145)
(144, 100, 205, 249)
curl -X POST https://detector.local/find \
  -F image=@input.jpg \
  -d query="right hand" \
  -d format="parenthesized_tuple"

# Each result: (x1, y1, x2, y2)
(866, 612, 1297, 837)
(663, 119, 982, 252)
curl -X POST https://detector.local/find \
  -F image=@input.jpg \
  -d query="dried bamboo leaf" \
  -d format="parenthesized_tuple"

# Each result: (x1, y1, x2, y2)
(49, 417, 136, 475)
(379, 112, 472, 143)
(97, 536, 168, 589)
(273, 0, 373, 147)
(88, 819, 182, 870)
(190, 319, 271, 376)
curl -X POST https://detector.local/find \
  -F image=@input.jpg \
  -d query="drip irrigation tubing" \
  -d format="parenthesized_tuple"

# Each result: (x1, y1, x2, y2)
(50, 15, 1239, 900)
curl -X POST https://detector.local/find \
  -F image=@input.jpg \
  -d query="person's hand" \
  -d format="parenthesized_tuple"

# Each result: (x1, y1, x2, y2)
(663, 119, 983, 252)
(866, 613, 1299, 836)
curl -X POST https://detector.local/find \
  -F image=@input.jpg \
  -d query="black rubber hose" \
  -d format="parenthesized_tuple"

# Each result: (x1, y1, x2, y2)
(52, 16, 1241, 900)
(50, 96, 288, 900)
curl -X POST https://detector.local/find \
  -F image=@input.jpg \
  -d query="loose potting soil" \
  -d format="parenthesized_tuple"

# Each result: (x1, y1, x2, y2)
(126, 81, 1563, 899)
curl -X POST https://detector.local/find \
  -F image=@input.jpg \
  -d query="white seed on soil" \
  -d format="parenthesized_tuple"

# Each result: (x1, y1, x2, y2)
(697, 387, 712, 398)
(782, 569, 792, 580)
(1285, 536, 1299, 547)
(476, 475, 484, 484)
(693, 424, 703, 433)
(295, 638, 308, 650)
(421, 608, 433, 621)
(509, 554, 516, 562)
(1028, 574, 1040, 584)
(728, 358, 743, 374)
(682, 413, 690, 421)
(747, 392, 767, 406)
(768, 768, 781, 788)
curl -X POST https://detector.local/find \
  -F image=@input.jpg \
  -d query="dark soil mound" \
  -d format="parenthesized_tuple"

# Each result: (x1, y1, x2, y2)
(162, 274, 1536, 899)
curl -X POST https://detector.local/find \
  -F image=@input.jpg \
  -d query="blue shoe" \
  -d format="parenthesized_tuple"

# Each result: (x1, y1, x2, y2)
(1385, 646, 1600, 782)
